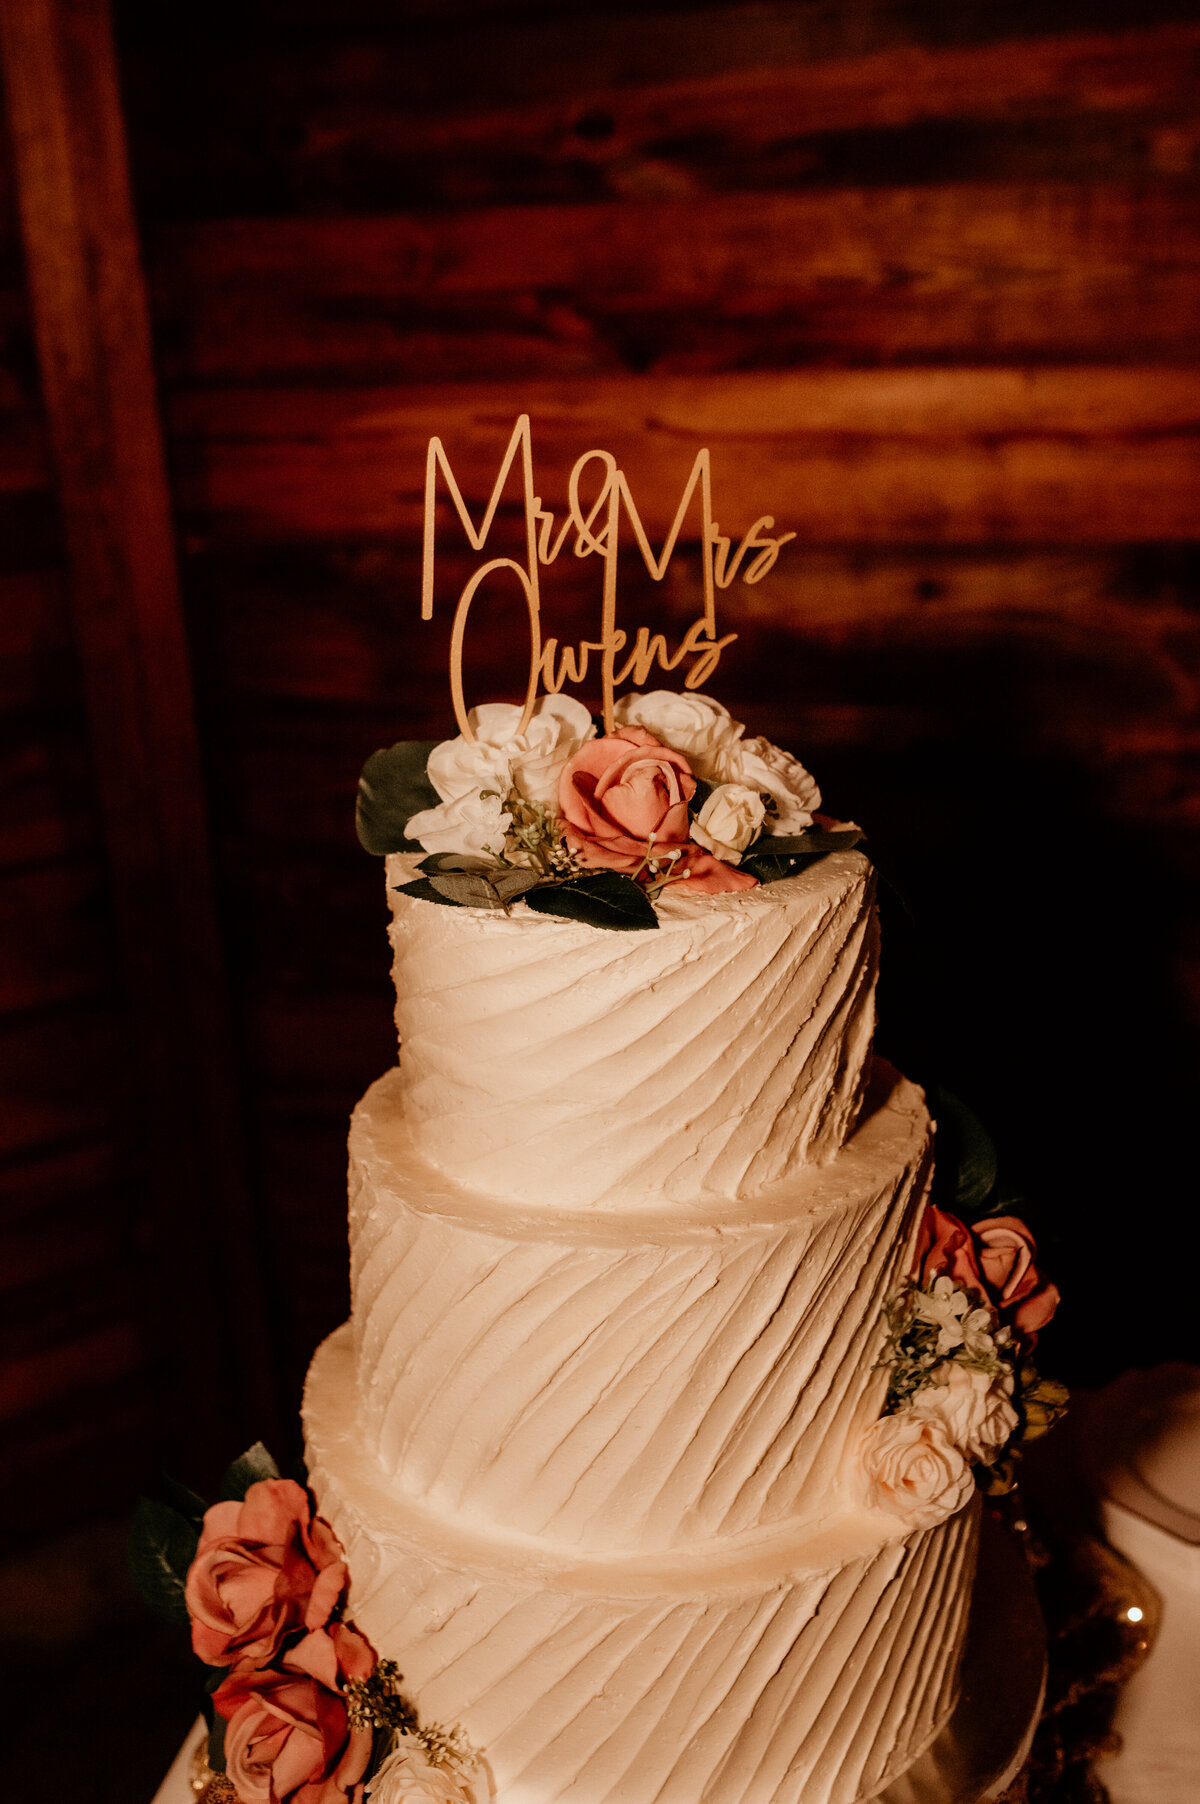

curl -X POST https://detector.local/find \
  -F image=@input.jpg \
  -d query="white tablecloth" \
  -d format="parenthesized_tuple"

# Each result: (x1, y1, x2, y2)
(1095, 1497, 1200, 1804)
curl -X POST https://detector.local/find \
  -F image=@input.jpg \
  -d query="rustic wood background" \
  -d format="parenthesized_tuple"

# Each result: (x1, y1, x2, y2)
(1, 5, 1198, 1780)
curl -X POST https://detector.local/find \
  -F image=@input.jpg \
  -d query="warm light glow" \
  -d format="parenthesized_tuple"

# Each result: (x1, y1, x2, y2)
(1125, 1606, 1144, 1623)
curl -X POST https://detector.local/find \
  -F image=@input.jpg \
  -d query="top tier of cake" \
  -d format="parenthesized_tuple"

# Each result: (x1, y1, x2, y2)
(384, 848, 878, 1210)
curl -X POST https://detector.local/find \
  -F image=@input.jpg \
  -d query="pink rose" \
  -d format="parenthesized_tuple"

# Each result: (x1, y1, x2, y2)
(914, 1205, 985, 1298)
(558, 727, 756, 897)
(915, 1206, 1059, 1345)
(215, 1623, 375, 1804)
(186, 1479, 347, 1668)
(972, 1215, 1060, 1341)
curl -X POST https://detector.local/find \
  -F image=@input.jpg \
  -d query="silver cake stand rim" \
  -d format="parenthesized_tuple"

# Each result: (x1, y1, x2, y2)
(866, 1506, 1046, 1804)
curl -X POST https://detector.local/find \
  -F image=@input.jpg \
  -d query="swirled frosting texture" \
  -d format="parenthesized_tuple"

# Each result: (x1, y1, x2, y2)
(348, 1063, 931, 1556)
(305, 1325, 978, 1804)
(384, 850, 879, 1210)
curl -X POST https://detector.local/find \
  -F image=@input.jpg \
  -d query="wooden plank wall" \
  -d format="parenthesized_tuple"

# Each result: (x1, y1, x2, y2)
(120, 0, 1200, 1397)
(3, 0, 1199, 1542)
(0, 56, 160, 1537)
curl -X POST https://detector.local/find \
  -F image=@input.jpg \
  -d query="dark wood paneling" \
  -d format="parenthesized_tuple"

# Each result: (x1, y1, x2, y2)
(152, 180, 1200, 383)
(0, 0, 282, 1473)
(116, 8, 1200, 217)
(3, 0, 1198, 1593)
(168, 370, 1200, 544)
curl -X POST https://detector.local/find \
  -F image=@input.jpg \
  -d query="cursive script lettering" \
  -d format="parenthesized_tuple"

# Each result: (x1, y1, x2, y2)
(422, 415, 794, 737)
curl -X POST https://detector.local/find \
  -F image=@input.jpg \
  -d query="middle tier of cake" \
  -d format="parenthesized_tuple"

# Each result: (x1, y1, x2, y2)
(345, 1058, 931, 1557)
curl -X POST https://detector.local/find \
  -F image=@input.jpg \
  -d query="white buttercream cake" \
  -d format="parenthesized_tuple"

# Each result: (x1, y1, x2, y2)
(303, 846, 979, 1803)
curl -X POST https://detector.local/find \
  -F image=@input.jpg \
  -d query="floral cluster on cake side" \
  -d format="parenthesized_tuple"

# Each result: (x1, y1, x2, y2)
(356, 691, 860, 930)
(865, 1203, 1068, 1529)
(130, 1446, 491, 1804)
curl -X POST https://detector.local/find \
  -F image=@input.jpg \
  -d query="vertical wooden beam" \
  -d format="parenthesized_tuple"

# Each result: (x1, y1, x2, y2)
(0, 0, 280, 1471)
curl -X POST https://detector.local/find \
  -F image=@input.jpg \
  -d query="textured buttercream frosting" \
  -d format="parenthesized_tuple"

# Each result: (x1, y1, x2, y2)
(305, 1325, 978, 1804)
(347, 1060, 931, 1555)
(304, 836, 979, 1803)
(384, 849, 878, 1210)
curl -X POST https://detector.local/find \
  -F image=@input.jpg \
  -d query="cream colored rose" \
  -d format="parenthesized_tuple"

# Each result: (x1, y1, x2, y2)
(613, 690, 743, 780)
(501, 694, 595, 807)
(427, 697, 594, 811)
(366, 1738, 492, 1804)
(716, 735, 821, 834)
(690, 783, 766, 863)
(406, 790, 511, 860)
(425, 734, 512, 806)
(912, 1363, 1018, 1467)
(862, 1412, 974, 1529)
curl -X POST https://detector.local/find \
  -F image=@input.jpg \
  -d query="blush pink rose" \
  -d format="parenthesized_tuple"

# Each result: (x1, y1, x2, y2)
(914, 1205, 986, 1298)
(915, 1206, 1059, 1345)
(185, 1478, 347, 1668)
(558, 726, 756, 897)
(216, 1623, 375, 1804)
(972, 1215, 1060, 1341)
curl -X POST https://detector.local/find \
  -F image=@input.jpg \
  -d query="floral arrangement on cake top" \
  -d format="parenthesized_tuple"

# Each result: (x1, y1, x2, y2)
(129, 1445, 491, 1804)
(356, 690, 860, 930)
(864, 1095, 1068, 1531)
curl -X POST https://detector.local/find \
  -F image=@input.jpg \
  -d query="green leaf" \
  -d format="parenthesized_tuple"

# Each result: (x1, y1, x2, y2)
(742, 825, 866, 884)
(369, 1724, 399, 1780)
(400, 866, 543, 911)
(160, 1473, 207, 1530)
(128, 1496, 199, 1624)
(427, 871, 509, 909)
(219, 1441, 281, 1502)
(524, 873, 659, 931)
(491, 867, 543, 904)
(687, 777, 715, 818)
(208, 1709, 227, 1773)
(416, 852, 501, 876)
(747, 826, 864, 858)
(396, 877, 463, 909)
(741, 850, 809, 883)
(356, 742, 440, 855)
(930, 1087, 999, 1217)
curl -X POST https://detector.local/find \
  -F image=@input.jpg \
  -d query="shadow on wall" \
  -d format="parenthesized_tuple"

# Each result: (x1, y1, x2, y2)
(799, 631, 1194, 1394)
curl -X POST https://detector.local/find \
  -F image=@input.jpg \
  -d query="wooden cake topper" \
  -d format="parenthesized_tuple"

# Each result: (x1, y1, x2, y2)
(421, 415, 795, 737)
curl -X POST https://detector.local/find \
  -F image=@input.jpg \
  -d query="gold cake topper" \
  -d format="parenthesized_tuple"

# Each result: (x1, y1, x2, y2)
(422, 415, 795, 737)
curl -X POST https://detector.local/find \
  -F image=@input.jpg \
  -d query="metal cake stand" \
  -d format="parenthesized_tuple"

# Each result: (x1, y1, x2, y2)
(870, 1507, 1046, 1803)
(155, 1510, 1044, 1804)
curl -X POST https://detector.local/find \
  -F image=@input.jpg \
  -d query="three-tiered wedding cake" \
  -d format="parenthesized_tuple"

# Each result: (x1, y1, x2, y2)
(147, 420, 1059, 1804)
(303, 832, 980, 1803)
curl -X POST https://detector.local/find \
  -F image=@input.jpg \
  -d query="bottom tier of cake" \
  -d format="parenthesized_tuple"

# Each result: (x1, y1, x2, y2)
(305, 1328, 980, 1804)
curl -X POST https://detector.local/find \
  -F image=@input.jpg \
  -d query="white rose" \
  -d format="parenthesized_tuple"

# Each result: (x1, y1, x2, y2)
(406, 790, 511, 860)
(425, 735, 513, 806)
(690, 783, 766, 864)
(613, 690, 743, 780)
(503, 694, 595, 807)
(861, 1412, 975, 1530)
(911, 1363, 1018, 1467)
(426, 697, 593, 811)
(715, 735, 821, 835)
(366, 1737, 492, 1804)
